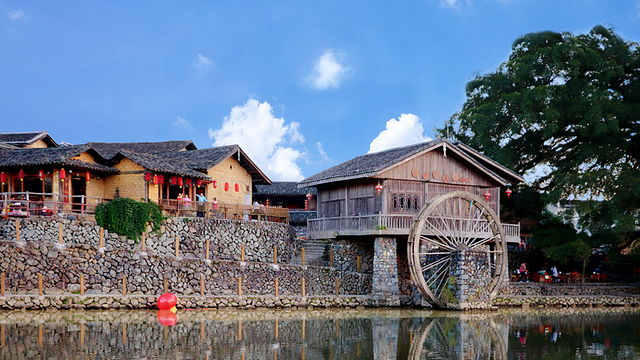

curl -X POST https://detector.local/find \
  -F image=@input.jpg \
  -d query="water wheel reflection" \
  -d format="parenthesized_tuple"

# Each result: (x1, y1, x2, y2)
(409, 315, 507, 360)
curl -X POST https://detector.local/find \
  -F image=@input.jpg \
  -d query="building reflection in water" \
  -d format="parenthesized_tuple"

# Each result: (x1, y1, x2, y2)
(0, 308, 639, 359)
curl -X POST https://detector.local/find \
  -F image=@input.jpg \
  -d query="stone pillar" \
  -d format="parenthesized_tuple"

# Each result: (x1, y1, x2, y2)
(448, 249, 493, 310)
(372, 237, 399, 306)
(372, 318, 399, 360)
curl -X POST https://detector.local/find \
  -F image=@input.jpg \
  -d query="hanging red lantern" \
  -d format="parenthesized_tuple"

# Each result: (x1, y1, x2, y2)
(375, 182, 383, 196)
(235, 183, 239, 192)
(0, 172, 5, 185)
(305, 199, 308, 211)
(178, 177, 183, 188)
(144, 172, 151, 182)
(169, 176, 177, 185)
(60, 168, 66, 182)
(213, 180, 218, 188)
(197, 178, 202, 187)
(18, 169, 24, 181)
(85, 171, 90, 183)
(224, 182, 229, 192)
(505, 188, 512, 198)
(158, 175, 164, 185)
(39, 170, 44, 180)
(153, 174, 158, 185)
(483, 190, 491, 202)
(306, 193, 312, 201)
(185, 178, 192, 187)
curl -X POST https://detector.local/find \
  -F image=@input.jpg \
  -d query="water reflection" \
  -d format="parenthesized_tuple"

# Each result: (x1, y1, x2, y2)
(1, 307, 639, 359)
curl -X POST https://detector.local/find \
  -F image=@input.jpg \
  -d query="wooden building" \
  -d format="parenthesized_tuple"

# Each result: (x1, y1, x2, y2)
(299, 139, 524, 243)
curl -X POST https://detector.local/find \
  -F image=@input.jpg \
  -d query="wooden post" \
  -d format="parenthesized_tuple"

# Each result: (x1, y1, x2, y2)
(201, 275, 205, 297)
(275, 278, 279, 297)
(301, 277, 305, 298)
(38, 323, 43, 348)
(330, 249, 334, 268)
(175, 236, 180, 257)
(38, 273, 43, 296)
(1, 273, 4, 297)
(238, 320, 242, 341)
(335, 277, 339, 297)
(335, 320, 339, 338)
(273, 245, 277, 265)
(141, 232, 146, 252)
(80, 324, 85, 347)
(15, 220, 20, 242)
(302, 319, 306, 339)
(238, 277, 242, 297)
(123, 322, 127, 344)
(1, 324, 5, 348)
(357, 255, 361, 273)
(164, 275, 168, 293)
(80, 274, 85, 296)
(206, 239, 210, 260)
(58, 223, 63, 245)
(201, 320, 205, 343)
(241, 243, 245, 262)
(122, 275, 127, 296)
(275, 319, 279, 339)
(301, 247, 305, 266)
(302, 345, 305, 360)
(99, 228, 104, 248)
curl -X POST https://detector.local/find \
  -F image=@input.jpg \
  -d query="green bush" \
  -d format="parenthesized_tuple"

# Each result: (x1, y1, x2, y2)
(95, 198, 164, 240)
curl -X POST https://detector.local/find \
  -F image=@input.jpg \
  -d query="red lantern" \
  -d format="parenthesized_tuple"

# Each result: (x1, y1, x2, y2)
(306, 193, 312, 201)
(144, 172, 151, 182)
(224, 182, 229, 192)
(178, 177, 183, 188)
(158, 175, 164, 185)
(60, 168, 66, 182)
(85, 171, 90, 183)
(153, 174, 158, 185)
(0, 172, 5, 185)
(505, 188, 512, 198)
(18, 169, 24, 181)
(213, 180, 218, 188)
(170, 176, 177, 185)
(483, 190, 491, 201)
(39, 170, 44, 180)
(375, 183, 383, 196)
(186, 178, 192, 187)
(197, 178, 202, 187)
(305, 199, 308, 211)
(235, 183, 239, 192)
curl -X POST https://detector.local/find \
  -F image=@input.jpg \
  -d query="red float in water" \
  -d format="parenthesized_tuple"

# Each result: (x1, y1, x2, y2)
(157, 310, 177, 327)
(157, 293, 178, 310)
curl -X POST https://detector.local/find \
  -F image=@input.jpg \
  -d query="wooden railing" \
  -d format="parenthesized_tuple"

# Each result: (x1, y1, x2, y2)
(158, 199, 289, 224)
(308, 213, 520, 240)
(1, 192, 105, 216)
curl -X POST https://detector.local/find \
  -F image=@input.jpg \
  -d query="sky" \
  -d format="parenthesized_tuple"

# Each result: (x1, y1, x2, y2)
(1, 0, 639, 181)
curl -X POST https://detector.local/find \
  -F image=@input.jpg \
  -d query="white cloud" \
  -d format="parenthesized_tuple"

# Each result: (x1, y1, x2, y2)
(316, 142, 330, 162)
(307, 49, 351, 90)
(368, 113, 432, 153)
(174, 116, 193, 130)
(193, 54, 213, 69)
(208, 99, 306, 181)
(8, 9, 27, 21)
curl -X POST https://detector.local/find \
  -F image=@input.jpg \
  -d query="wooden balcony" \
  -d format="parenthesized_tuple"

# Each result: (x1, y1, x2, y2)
(158, 199, 289, 223)
(307, 214, 520, 243)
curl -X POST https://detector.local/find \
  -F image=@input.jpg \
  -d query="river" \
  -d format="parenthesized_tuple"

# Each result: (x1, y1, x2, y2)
(1, 307, 639, 359)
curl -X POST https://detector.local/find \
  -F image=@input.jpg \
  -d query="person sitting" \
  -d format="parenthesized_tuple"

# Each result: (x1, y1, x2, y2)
(519, 262, 528, 282)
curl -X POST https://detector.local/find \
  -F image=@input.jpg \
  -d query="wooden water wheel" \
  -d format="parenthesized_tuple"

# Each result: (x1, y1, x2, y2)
(408, 191, 507, 309)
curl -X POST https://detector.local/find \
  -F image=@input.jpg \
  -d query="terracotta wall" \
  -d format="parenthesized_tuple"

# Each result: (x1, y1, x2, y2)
(206, 157, 252, 205)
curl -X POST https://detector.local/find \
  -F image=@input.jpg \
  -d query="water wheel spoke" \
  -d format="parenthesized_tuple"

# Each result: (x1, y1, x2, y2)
(423, 218, 457, 249)
(420, 256, 450, 272)
(418, 251, 452, 256)
(419, 234, 456, 252)
(434, 206, 459, 245)
(468, 234, 499, 249)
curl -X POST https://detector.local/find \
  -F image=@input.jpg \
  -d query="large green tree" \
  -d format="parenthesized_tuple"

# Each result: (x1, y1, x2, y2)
(442, 25, 640, 249)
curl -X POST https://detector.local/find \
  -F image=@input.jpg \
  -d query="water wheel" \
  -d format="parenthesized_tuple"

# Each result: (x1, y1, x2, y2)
(408, 191, 507, 309)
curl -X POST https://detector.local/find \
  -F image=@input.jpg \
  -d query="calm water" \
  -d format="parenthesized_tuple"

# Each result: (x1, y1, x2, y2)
(1, 307, 640, 359)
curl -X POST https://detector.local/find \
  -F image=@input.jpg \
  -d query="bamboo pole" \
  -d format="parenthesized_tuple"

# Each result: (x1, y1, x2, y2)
(275, 278, 279, 297)
(99, 228, 104, 248)
(1, 273, 4, 297)
(80, 274, 85, 296)
(201, 275, 205, 297)
(141, 232, 146, 252)
(357, 255, 361, 273)
(122, 275, 127, 296)
(15, 220, 20, 242)
(330, 249, 334, 268)
(175, 236, 180, 257)
(58, 223, 63, 245)
(301, 277, 305, 298)
(38, 273, 43, 296)
(241, 243, 245, 262)
(273, 245, 277, 265)
(238, 277, 242, 297)
(206, 239, 210, 260)
(301, 247, 305, 266)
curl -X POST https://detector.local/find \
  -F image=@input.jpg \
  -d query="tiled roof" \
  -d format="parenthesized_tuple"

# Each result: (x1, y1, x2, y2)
(0, 131, 58, 147)
(87, 140, 197, 160)
(0, 145, 118, 173)
(116, 150, 209, 179)
(157, 145, 238, 170)
(255, 182, 317, 195)
(289, 210, 317, 225)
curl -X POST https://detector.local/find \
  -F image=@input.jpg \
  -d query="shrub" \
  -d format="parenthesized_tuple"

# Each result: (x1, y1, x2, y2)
(95, 198, 164, 240)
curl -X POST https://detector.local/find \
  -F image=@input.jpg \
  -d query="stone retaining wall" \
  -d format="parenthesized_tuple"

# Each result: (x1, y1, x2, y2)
(499, 283, 640, 296)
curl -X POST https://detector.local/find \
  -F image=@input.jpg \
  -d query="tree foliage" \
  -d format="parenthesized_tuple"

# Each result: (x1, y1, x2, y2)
(442, 25, 640, 249)
(95, 198, 164, 240)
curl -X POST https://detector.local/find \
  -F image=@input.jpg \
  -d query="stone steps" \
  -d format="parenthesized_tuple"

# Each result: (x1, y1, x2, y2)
(289, 240, 329, 266)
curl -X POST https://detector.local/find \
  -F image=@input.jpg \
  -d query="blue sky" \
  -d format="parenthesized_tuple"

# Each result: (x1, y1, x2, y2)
(1, 1, 639, 181)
